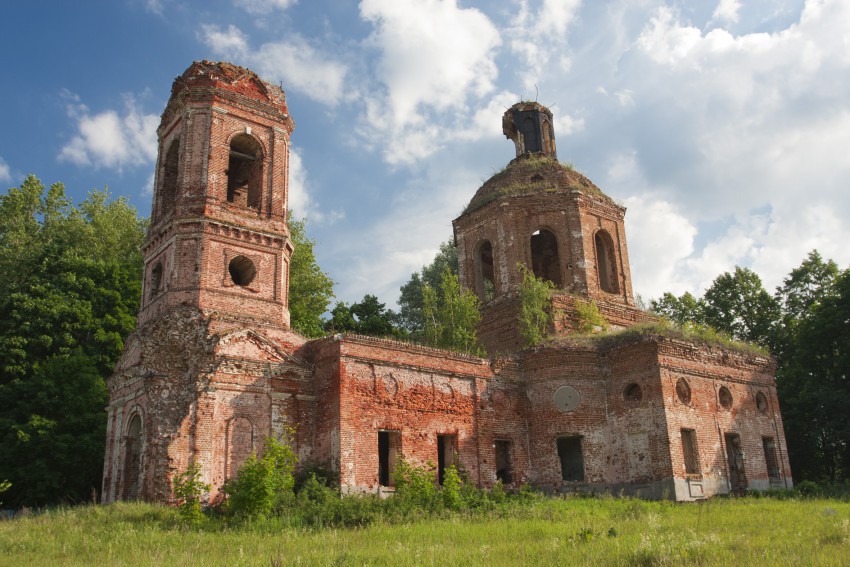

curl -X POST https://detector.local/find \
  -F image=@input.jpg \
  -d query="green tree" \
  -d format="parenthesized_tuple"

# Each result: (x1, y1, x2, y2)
(288, 215, 335, 338)
(0, 176, 146, 507)
(701, 266, 780, 346)
(422, 268, 481, 354)
(398, 240, 458, 336)
(518, 264, 555, 346)
(325, 294, 405, 338)
(650, 291, 702, 326)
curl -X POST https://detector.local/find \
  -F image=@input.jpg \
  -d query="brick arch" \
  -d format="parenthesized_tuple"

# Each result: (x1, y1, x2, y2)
(156, 137, 180, 221)
(120, 408, 145, 500)
(225, 416, 255, 481)
(226, 132, 266, 210)
(594, 229, 619, 294)
(473, 238, 496, 301)
(530, 227, 563, 287)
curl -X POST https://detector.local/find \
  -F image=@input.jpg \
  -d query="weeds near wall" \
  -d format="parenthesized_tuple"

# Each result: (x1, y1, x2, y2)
(172, 462, 209, 526)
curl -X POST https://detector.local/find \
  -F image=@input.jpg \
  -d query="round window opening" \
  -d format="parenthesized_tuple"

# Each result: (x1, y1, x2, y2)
(624, 383, 643, 402)
(718, 386, 733, 410)
(676, 378, 691, 405)
(756, 392, 768, 415)
(229, 255, 257, 287)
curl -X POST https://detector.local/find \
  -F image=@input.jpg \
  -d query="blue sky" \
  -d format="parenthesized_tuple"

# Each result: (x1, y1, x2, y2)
(2, 0, 848, 309)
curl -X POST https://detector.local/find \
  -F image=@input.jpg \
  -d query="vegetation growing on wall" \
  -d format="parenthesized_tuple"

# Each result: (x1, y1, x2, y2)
(518, 264, 555, 346)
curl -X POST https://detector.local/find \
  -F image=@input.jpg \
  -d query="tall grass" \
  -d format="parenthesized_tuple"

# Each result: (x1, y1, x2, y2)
(2, 495, 849, 566)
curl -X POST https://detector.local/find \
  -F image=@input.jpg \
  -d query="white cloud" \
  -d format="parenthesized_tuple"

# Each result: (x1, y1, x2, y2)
(0, 156, 11, 184)
(287, 148, 344, 225)
(625, 194, 697, 299)
(58, 91, 158, 171)
(234, 0, 297, 15)
(357, 0, 502, 164)
(200, 25, 347, 106)
(200, 24, 249, 55)
(360, 0, 501, 127)
(508, 0, 581, 90)
(712, 0, 742, 24)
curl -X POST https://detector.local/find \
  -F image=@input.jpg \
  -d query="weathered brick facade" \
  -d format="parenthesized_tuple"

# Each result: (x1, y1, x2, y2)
(103, 63, 792, 504)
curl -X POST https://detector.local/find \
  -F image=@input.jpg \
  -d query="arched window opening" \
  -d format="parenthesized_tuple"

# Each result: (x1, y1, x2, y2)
(122, 414, 143, 500)
(475, 240, 496, 301)
(530, 229, 562, 287)
(594, 231, 619, 294)
(226, 134, 263, 210)
(158, 139, 180, 220)
(226, 417, 254, 480)
(149, 262, 163, 298)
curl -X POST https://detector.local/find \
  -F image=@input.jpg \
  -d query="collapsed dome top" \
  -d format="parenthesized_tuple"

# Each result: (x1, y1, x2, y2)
(167, 60, 291, 118)
(460, 102, 614, 216)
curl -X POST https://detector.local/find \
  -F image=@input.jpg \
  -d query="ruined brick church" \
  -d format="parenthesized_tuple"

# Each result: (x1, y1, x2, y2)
(102, 61, 792, 504)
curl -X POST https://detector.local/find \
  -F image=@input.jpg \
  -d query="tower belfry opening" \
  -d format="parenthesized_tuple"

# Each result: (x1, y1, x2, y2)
(227, 134, 263, 209)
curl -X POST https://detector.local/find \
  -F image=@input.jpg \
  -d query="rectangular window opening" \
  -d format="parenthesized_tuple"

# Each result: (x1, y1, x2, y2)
(557, 436, 585, 482)
(763, 437, 780, 480)
(681, 429, 701, 476)
(378, 430, 401, 487)
(495, 440, 512, 484)
(437, 434, 458, 485)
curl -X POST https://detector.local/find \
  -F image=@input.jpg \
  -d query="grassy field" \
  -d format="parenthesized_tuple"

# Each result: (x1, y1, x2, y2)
(1, 496, 849, 566)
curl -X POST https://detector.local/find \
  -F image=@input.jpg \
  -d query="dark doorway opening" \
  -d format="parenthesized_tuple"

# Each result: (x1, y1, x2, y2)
(557, 436, 584, 482)
(378, 430, 401, 487)
(725, 432, 747, 494)
(495, 440, 512, 484)
(437, 434, 458, 485)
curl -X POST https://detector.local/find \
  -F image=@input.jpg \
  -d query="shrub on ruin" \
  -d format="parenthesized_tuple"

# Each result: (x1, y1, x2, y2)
(575, 298, 608, 334)
(172, 462, 209, 526)
(518, 264, 555, 346)
(223, 436, 297, 519)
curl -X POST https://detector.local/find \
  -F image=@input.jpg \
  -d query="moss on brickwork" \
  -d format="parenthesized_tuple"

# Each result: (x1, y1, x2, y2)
(552, 319, 770, 358)
(463, 154, 613, 215)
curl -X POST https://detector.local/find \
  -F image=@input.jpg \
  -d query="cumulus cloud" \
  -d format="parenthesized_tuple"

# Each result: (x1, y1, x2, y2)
(200, 24, 249, 55)
(200, 24, 347, 106)
(711, 0, 742, 24)
(234, 0, 297, 15)
(58, 91, 158, 171)
(357, 0, 502, 164)
(508, 0, 581, 90)
(288, 148, 344, 225)
(0, 156, 11, 184)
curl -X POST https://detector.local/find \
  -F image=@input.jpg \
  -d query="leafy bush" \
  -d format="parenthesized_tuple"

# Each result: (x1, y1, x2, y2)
(441, 466, 464, 511)
(172, 462, 209, 526)
(518, 264, 555, 346)
(392, 457, 439, 511)
(574, 298, 608, 334)
(223, 436, 297, 519)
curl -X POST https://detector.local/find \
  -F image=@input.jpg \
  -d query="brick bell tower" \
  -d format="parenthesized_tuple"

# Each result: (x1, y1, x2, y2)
(139, 60, 295, 329)
(103, 62, 305, 503)
(453, 102, 649, 354)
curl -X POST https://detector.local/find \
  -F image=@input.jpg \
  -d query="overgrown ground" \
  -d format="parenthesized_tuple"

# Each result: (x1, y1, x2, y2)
(2, 495, 849, 566)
